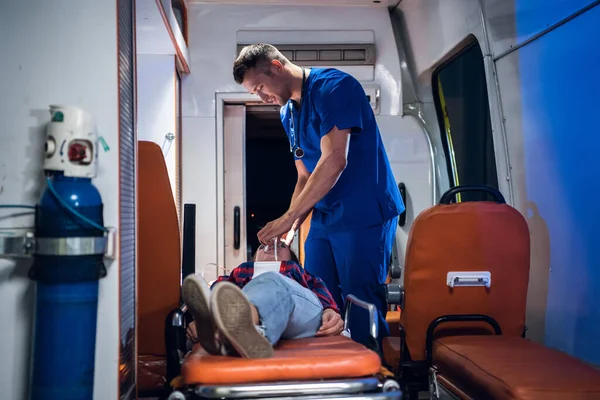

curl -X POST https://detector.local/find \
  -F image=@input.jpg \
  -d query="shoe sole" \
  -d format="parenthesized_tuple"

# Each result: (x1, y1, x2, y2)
(181, 275, 220, 355)
(211, 282, 274, 358)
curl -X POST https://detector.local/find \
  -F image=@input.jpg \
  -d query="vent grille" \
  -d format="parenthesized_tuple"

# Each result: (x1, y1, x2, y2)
(236, 44, 375, 66)
(118, 0, 137, 398)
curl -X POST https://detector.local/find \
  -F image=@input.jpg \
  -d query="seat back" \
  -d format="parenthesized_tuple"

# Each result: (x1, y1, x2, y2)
(401, 186, 530, 361)
(138, 141, 181, 357)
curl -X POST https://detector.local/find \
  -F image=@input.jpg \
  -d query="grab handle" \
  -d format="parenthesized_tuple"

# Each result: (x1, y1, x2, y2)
(398, 182, 407, 227)
(447, 271, 491, 288)
(439, 185, 505, 204)
(233, 206, 240, 250)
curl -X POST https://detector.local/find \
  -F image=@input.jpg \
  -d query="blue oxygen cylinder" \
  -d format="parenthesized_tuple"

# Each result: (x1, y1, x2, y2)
(28, 106, 106, 400)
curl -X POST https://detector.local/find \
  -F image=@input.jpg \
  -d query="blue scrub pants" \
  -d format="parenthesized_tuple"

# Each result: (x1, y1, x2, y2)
(304, 216, 398, 349)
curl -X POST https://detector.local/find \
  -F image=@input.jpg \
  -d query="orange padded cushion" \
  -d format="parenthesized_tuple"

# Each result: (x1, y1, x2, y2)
(386, 310, 401, 323)
(386, 310, 401, 333)
(402, 202, 530, 360)
(182, 336, 381, 385)
(138, 141, 181, 355)
(434, 336, 600, 399)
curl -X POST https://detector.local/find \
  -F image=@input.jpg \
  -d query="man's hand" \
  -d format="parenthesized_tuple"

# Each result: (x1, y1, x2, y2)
(281, 208, 312, 246)
(316, 309, 344, 336)
(186, 321, 198, 343)
(257, 212, 295, 245)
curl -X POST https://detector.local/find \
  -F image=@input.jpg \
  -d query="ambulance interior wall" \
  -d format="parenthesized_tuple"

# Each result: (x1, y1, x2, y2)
(182, 3, 433, 281)
(0, 1, 121, 399)
(137, 54, 178, 202)
(396, 0, 600, 366)
(496, 0, 600, 366)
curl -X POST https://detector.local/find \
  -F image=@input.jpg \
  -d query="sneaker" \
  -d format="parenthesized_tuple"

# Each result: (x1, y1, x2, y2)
(181, 274, 222, 355)
(210, 282, 274, 358)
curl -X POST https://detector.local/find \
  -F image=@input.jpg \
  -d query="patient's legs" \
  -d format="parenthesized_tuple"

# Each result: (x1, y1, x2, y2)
(245, 271, 323, 342)
(211, 271, 323, 358)
(182, 275, 222, 355)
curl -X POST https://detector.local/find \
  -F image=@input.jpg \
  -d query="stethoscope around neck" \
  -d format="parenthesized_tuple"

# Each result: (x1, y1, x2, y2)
(289, 67, 306, 159)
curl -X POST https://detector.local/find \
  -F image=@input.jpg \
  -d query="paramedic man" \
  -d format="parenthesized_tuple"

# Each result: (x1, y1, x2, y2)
(232, 44, 404, 347)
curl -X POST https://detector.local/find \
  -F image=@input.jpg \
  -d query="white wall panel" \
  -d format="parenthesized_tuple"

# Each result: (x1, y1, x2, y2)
(137, 54, 178, 201)
(0, 2, 120, 399)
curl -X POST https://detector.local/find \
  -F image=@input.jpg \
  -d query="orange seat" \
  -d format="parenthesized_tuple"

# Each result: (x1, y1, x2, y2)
(401, 200, 530, 361)
(137, 141, 182, 392)
(182, 336, 381, 385)
(433, 335, 600, 399)
(393, 186, 531, 397)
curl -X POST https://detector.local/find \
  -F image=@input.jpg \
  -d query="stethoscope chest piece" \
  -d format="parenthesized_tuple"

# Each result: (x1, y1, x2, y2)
(289, 67, 307, 160)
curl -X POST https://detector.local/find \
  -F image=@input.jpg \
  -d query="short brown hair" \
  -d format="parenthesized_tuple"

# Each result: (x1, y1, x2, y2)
(233, 43, 288, 84)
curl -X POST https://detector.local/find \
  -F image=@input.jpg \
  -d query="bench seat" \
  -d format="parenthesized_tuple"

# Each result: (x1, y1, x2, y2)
(433, 335, 600, 399)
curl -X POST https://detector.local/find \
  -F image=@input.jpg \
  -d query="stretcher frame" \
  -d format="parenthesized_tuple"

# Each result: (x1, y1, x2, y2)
(167, 295, 403, 400)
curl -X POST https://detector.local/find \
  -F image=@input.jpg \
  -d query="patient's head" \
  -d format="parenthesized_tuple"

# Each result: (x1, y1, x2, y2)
(254, 240, 300, 264)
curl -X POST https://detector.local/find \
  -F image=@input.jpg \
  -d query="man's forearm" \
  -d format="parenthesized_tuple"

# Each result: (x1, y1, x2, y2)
(287, 152, 346, 222)
(290, 176, 308, 208)
(288, 177, 311, 230)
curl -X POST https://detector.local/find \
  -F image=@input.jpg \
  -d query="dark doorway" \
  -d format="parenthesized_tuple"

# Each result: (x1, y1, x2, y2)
(245, 106, 297, 259)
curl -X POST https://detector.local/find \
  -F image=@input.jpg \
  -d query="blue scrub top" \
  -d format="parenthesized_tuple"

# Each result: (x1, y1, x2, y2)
(280, 68, 404, 232)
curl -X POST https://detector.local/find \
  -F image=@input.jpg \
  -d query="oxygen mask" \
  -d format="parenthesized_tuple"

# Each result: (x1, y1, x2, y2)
(259, 238, 287, 261)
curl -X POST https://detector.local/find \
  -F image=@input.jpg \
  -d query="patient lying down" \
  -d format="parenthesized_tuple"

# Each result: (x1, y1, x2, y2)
(183, 241, 344, 358)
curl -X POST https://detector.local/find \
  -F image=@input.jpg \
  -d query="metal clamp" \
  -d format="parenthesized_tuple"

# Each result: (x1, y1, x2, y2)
(35, 236, 107, 256)
(0, 227, 117, 260)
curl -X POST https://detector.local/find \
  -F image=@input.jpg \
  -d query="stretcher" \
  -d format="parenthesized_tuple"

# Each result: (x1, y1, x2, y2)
(382, 185, 600, 399)
(168, 294, 402, 399)
(137, 140, 402, 399)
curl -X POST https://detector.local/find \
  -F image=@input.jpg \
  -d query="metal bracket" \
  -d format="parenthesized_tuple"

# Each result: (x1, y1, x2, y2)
(0, 227, 117, 260)
(0, 233, 35, 258)
(35, 236, 106, 256)
(429, 368, 440, 400)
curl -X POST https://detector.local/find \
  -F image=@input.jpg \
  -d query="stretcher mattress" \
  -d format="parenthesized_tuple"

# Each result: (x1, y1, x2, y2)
(182, 336, 381, 385)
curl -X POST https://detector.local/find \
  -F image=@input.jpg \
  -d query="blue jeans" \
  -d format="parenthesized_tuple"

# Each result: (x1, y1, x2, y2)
(243, 271, 324, 345)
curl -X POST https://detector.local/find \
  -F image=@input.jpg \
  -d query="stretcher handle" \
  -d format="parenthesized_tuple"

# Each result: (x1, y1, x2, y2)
(439, 185, 506, 204)
(425, 314, 502, 366)
(166, 303, 189, 381)
(344, 294, 378, 350)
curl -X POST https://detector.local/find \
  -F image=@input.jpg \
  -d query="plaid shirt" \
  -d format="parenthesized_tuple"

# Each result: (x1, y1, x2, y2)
(213, 261, 340, 313)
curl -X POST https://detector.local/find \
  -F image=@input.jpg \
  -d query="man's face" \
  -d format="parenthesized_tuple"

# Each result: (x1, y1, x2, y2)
(242, 62, 292, 106)
(254, 240, 292, 262)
